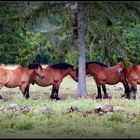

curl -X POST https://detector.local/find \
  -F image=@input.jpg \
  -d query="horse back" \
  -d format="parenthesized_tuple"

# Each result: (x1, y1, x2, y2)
(47, 67, 64, 81)
(86, 63, 106, 75)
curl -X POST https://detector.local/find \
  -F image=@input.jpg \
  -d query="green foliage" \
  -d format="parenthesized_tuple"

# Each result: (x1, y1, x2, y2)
(0, 26, 32, 65)
(1, 1, 140, 66)
(107, 112, 124, 122)
(84, 2, 140, 65)
(123, 23, 140, 64)
(0, 75, 140, 138)
(1, 96, 140, 138)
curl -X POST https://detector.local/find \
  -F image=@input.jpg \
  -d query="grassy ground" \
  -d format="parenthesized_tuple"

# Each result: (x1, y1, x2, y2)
(0, 65, 140, 138)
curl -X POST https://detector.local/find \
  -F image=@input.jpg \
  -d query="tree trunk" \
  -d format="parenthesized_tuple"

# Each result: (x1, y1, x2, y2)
(76, 2, 87, 97)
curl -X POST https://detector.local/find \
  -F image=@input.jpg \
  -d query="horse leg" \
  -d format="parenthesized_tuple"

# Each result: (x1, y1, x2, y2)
(121, 81, 131, 99)
(130, 84, 137, 100)
(20, 83, 29, 99)
(50, 85, 56, 100)
(102, 85, 108, 99)
(96, 85, 102, 99)
(53, 81, 61, 100)
(50, 85, 60, 100)
(54, 87, 60, 100)
(0, 84, 5, 100)
(23, 85, 30, 99)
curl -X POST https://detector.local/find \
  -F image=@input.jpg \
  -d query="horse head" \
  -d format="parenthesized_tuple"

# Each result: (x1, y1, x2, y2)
(70, 68, 78, 82)
(28, 63, 45, 79)
(116, 58, 125, 75)
(70, 66, 78, 82)
(117, 57, 124, 63)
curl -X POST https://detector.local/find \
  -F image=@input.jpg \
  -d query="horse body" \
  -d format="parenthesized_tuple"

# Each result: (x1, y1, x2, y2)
(1, 67, 29, 88)
(0, 64, 45, 99)
(86, 61, 128, 99)
(29, 63, 78, 100)
(96, 66, 124, 85)
(125, 64, 140, 99)
(33, 67, 64, 87)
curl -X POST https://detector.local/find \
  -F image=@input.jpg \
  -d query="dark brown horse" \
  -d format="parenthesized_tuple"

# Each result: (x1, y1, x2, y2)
(86, 58, 130, 99)
(123, 64, 140, 99)
(25, 63, 78, 100)
(0, 63, 45, 99)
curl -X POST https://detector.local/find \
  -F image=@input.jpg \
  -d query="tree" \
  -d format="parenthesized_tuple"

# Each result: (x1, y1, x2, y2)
(1, 1, 140, 98)
(76, 2, 87, 97)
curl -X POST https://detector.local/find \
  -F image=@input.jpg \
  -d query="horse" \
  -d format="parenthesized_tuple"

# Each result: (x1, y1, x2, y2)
(24, 63, 78, 100)
(0, 63, 45, 99)
(86, 58, 130, 99)
(122, 64, 140, 99)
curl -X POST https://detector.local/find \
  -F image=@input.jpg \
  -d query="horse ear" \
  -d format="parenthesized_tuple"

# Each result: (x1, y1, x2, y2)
(28, 63, 39, 69)
(117, 57, 124, 62)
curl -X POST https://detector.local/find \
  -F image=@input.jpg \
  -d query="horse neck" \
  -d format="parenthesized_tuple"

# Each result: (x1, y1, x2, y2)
(27, 69, 36, 80)
(62, 68, 72, 77)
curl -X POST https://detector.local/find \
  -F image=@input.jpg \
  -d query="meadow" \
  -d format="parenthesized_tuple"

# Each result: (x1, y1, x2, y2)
(0, 65, 140, 139)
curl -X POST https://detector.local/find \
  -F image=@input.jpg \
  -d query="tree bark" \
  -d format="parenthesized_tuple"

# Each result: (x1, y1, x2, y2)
(76, 2, 87, 97)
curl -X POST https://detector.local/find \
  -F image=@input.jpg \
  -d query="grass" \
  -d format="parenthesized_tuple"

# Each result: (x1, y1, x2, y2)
(0, 65, 140, 138)
(1, 96, 140, 138)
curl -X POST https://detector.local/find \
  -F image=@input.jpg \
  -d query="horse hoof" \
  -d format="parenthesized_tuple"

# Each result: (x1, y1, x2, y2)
(50, 97, 55, 100)
(103, 96, 108, 99)
(50, 97, 60, 101)
(25, 96, 30, 99)
(55, 97, 60, 100)
(96, 96, 102, 99)
(0, 95, 2, 99)
(121, 94, 125, 98)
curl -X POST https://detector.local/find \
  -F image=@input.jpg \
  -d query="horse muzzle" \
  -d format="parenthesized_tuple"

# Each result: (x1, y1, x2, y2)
(74, 78, 78, 82)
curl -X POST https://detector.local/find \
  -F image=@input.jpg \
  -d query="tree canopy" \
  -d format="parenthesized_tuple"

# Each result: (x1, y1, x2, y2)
(0, 1, 140, 67)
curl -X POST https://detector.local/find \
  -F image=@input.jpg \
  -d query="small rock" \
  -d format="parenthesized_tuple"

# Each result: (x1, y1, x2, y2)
(98, 111, 105, 116)
(33, 107, 50, 113)
(94, 105, 102, 113)
(113, 106, 125, 112)
(68, 106, 79, 113)
(101, 105, 113, 113)
(83, 109, 95, 117)
(2, 104, 20, 112)
(20, 106, 31, 114)
(8, 104, 20, 109)
(94, 104, 113, 113)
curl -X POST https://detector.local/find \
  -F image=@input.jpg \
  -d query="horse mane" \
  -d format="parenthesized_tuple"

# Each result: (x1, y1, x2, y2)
(49, 63, 74, 70)
(129, 64, 138, 72)
(28, 63, 41, 70)
(86, 62, 108, 68)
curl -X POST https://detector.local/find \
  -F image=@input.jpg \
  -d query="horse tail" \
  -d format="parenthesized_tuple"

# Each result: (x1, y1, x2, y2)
(86, 63, 90, 75)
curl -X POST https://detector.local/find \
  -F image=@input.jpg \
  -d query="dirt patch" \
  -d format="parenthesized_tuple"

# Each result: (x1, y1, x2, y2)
(0, 91, 114, 102)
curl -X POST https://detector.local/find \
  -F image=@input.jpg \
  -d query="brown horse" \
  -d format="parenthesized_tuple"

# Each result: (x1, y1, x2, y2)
(123, 64, 140, 99)
(86, 58, 130, 99)
(25, 63, 78, 100)
(0, 63, 45, 99)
